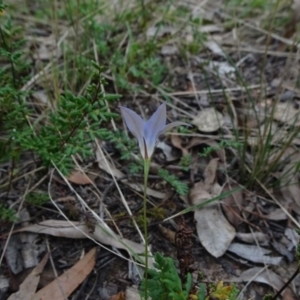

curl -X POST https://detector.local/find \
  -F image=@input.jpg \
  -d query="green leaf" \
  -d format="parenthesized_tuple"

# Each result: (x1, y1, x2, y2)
(197, 283, 207, 300)
(184, 273, 193, 294)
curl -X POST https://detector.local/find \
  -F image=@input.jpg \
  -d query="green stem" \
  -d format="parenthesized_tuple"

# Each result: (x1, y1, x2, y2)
(140, 0, 146, 19)
(143, 158, 151, 299)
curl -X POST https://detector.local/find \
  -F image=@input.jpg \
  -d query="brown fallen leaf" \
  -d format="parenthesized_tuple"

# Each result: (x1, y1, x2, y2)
(158, 224, 176, 244)
(194, 205, 236, 258)
(32, 248, 96, 300)
(204, 40, 225, 57)
(189, 181, 212, 206)
(203, 158, 219, 191)
(238, 267, 296, 300)
(125, 286, 140, 300)
(192, 108, 224, 132)
(278, 0, 300, 51)
(109, 291, 125, 300)
(8, 253, 48, 300)
(280, 163, 300, 208)
(67, 170, 93, 185)
(221, 183, 243, 228)
(16, 220, 155, 268)
(228, 243, 282, 265)
(17, 220, 145, 255)
(236, 232, 269, 244)
(190, 182, 235, 258)
(189, 158, 236, 257)
(273, 102, 300, 126)
(264, 208, 288, 221)
(170, 135, 189, 156)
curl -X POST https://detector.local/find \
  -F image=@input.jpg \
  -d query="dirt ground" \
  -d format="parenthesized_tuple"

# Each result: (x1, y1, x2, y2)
(1, 0, 300, 299)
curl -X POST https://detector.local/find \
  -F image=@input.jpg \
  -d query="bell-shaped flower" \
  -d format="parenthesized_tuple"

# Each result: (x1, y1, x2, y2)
(120, 102, 189, 160)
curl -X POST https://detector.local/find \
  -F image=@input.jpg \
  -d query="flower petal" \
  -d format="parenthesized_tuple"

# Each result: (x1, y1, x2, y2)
(138, 138, 147, 159)
(143, 102, 167, 141)
(142, 102, 168, 159)
(144, 121, 190, 159)
(143, 137, 157, 159)
(119, 106, 145, 142)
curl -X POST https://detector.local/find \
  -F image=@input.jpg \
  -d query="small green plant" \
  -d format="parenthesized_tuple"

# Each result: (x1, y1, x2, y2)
(208, 281, 239, 300)
(177, 125, 195, 135)
(26, 192, 49, 206)
(0, 2, 5, 12)
(158, 169, 189, 195)
(225, 0, 272, 18)
(0, 204, 17, 222)
(263, 295, 273, 300)
(140, 252, 193, 300)
(10, 71, 118, 174)
(179, 154, 192, 172)
(140, 253, 239, 300)
(199, 140, 242, 158)
(136, 206, 167, 226)
(120, 102, 189, 300)
(0, 7, 120, 175)
(128, 161, 143, 174)
(1, 48, 119, 174)
(112, 48, 166, 92)
(109, 130, 139, 161)
(0, 10, 31, 163)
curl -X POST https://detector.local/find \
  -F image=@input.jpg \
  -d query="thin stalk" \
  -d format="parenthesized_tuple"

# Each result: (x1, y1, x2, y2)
(272, 267, 299, 299)
(143, 158, 151, 299)
(140, 0, 146, 21)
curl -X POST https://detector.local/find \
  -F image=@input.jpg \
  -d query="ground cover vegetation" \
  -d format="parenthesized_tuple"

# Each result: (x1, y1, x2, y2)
(1, 0, 300, 299)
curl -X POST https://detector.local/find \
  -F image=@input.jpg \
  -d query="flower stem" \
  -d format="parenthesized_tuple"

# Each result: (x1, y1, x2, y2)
(143, 158, 150, 299)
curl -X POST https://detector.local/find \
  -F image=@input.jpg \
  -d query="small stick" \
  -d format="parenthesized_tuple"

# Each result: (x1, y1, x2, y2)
(272, 267, 299, 300)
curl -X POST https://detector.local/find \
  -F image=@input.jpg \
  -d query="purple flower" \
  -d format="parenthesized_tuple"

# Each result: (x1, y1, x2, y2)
(120, 102, 189, 160)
